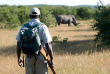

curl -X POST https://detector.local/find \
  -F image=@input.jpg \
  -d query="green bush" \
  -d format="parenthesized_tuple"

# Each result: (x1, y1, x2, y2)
(18, 6, 30, 25)
(0, 5, 96, 29)
(0, 5, 30, 29)
(0, 6, 20, 29)
(40, 6, 57, 27)
(52, 6, 66, 17)
(77, 7, 95, 20)
(93, 6, 110, 47)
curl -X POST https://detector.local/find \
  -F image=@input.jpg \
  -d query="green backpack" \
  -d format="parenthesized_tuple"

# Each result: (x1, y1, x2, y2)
(19, 23, 42, 55)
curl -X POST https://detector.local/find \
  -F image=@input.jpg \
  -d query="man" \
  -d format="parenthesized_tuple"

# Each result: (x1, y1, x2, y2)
(16, 7, 54, 74)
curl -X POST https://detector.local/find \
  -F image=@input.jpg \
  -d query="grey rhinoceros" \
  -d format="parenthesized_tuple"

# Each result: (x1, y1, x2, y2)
(56, 15, 79, 26)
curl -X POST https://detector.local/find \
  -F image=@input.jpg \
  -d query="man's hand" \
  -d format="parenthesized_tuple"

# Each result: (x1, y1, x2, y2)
(18, 58, 23, 68)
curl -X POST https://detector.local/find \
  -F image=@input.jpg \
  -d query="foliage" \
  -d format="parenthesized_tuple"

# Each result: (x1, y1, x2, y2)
(17, 6, 30, 25)
(0, 6, 20, 29)
(93, 4, 110, 47)
(0, 5, 96, 29)
(52, 6, 66, 17)
(39, 6, 57, 27)
(77, 7, 95, 20)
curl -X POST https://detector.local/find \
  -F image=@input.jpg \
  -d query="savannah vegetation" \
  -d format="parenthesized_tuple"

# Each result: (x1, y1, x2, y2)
(0, 5, 95, 29)
(93, 5, 110, 47)
(1, 20, 110, 74)
(0, 0, 110, 74)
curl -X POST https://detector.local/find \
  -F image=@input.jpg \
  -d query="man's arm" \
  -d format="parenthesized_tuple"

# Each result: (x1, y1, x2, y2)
(17, 42, 21, 59)
(17, 42, 23, 68)
(45, 42, 53, 66)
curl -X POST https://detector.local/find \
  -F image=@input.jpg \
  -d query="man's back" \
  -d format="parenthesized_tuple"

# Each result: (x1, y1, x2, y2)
(16, 7, 53, 74)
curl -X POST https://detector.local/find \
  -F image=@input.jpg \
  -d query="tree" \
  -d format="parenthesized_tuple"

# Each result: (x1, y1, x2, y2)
(93, 5, 110, 47)
(71, 7, 77, 16)
(0, 6, 20, 29)
(18, 6, 30, 25)
(52, 6, 66, 17)
(0, 5, 30, 29)
(77, 7, 95, 20)
(39, 6, 57, 27)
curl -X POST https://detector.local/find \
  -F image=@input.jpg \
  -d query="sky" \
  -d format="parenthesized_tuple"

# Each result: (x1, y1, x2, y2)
(0, 0, 110, 6)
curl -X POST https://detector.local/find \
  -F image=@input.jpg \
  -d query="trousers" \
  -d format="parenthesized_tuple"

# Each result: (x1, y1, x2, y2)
(25, 54, 48, 74)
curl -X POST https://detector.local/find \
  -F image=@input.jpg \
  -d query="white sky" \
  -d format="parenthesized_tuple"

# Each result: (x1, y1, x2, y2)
(0, 0, 110, 6)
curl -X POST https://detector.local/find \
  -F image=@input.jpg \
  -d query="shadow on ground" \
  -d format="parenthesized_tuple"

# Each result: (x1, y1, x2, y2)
(0, 40, 109, 56)
(0, 45, 16, 56)
(52, 39, 107, 55)
(55, 28, 94, 32)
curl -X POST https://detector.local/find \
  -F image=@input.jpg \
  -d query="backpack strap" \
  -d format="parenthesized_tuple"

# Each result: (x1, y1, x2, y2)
(23, 23, 30, 27)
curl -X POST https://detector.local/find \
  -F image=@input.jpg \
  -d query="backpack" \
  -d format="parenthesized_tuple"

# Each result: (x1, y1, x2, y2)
(19, 23, 41, 55)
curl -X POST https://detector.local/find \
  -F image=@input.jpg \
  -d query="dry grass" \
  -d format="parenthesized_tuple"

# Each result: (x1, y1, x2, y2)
(0, 20, 110, 74)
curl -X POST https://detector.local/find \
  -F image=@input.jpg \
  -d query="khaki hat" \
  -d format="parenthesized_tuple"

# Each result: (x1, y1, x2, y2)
(30, 8, 40, 15)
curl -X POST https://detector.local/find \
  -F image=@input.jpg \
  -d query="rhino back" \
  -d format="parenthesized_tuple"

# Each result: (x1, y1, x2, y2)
(59, 15, 72, 22)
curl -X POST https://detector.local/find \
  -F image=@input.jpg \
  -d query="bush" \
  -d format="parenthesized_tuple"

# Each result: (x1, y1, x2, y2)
(52, 35, 68, 43)
(77, 7, 95, 20)
(93, 5, 110, 47)
(0, 6, 20, 29)
(0, 5, 30, 29)
(0, 5, 96, 29)
(52, 6, 66, 17)
(40, 6, 57, 27)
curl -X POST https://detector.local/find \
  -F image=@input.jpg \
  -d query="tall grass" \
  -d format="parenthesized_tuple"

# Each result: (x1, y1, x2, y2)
(0, 20, 110, 74)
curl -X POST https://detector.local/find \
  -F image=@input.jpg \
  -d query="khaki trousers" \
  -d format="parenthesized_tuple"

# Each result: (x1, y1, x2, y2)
(25, 54, 48, 74)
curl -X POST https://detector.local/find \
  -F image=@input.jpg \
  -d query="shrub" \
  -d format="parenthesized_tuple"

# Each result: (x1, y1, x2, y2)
(93, 5, 110, 47)
(40, 6, 57, 27)
(52, 35, 68, 43)
(77, 7, 95, 20)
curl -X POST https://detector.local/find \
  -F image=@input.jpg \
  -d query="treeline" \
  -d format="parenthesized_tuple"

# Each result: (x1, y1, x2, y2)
(0, 5, 96, 29)
(0, 5, 30, 29)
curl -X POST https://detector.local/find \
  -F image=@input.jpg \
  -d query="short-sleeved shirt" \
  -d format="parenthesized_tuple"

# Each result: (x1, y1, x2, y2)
(16, 19, 52, 47)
